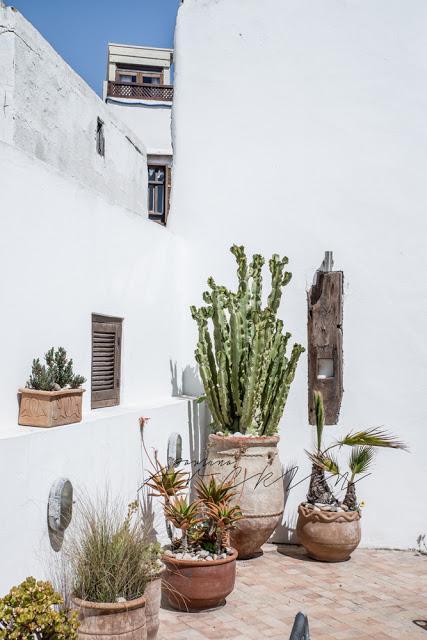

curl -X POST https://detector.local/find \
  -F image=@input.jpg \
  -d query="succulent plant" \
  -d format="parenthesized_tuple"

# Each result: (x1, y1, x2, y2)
(191, 245, 305, 435)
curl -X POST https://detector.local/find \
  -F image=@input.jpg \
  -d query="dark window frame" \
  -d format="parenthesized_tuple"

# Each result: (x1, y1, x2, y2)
(148, 163, 172, 225)
(96, 117, 105, 157)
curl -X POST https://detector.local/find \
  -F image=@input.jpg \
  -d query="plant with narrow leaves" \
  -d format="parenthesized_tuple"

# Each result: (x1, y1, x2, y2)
(26, 347, 86, 391)
(164, 497, 202, 550)
(0, 577, 79, 640)
(205, 501, 242, 553)
(191, 245, 304, 435)
(195, 476, 237, 506)
(305, 392, 407, 510)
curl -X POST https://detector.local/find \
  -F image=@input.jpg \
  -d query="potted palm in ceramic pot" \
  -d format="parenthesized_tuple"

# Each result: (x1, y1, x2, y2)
(144, 447, 241, 611)
(297, 392, 407, 562)
(69, 495, 163, 640)
(191, 245, 304, 558)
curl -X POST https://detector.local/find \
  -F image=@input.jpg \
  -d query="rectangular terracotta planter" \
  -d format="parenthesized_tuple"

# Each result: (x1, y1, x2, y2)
(18, 388, 85, 428)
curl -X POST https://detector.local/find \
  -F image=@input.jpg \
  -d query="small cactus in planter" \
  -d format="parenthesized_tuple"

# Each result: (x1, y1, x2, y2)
(191, 245, 305, 558)
(19, 347, 86, 428)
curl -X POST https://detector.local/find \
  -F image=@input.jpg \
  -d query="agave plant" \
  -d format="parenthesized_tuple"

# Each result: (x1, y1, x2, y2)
(306, 392, 407, 510)
(191, 245, 304, 435)
(195, 477, 236, 505)
(205, 502, 242, 553)
(164, 497, 201, 551)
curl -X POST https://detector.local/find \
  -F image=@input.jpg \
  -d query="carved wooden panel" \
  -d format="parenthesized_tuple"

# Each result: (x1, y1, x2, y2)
(307, 270, 343, 425)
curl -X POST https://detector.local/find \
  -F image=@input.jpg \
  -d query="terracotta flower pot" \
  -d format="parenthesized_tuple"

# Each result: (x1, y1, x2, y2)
(206, 434, 284, 558)
(18, 388, 85, 427)
(297, 503, 361, 562)
(144, 574, 163, 640)
(71, 596, 147, 640)
(161, 549, 238, 611)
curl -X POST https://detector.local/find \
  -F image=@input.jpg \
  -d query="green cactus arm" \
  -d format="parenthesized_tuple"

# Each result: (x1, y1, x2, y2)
(262, 343, 305, 435)
(217, 350, 232, 427)
(229, 295, 243, 416)
(195, 351, 225, 428)
(240, 315, 267, 432)
(249, 254, 265, 314)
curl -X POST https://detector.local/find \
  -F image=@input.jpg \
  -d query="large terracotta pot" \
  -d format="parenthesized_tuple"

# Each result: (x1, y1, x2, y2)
(71, 596, 147, 640)
(206, 434, 284, 558)
(18, 388, 84, 427)
(297, 504, 361, 562)
(161, 549, 238, 611)
(144, 574, 162, 640)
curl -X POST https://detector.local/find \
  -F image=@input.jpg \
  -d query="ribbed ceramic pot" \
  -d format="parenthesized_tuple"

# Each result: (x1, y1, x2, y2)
(144, 574, 163, 640)
(206, 434, 284, 559)
(297, 504, 361, 562)
(71, 596, 147, 640)
(162, 549, 238, 611)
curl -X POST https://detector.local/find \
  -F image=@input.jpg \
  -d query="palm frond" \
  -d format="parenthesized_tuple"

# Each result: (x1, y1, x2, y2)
(348, 446, 375, 477)
(306, 450, 340, 475)
(314, 391, 324, 452)
(338, 427, 408, 451)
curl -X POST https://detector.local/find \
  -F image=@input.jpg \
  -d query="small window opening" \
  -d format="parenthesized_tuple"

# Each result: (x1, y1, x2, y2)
(317, 358, 334, 379)
(96, 118, 105, 157)
(148, 163, 172, 225)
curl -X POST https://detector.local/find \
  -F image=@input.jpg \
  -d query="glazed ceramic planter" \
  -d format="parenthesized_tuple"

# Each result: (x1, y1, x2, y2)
(162, 549, 238, 611)
(18, 388, 84, 427)
(71, 596, 147, 640)
(297, 503, 361, 562)
(206, 434, 284, 558)
(144, 574, 163, 640)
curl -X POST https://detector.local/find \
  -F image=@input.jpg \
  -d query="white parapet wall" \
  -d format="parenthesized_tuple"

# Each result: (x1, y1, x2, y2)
(170, 0, 427, 549)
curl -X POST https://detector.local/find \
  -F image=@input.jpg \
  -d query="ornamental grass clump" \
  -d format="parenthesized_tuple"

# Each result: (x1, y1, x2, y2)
(305, 391, 408, 511)
(26, 347, 86, 391)
(68, 494, 161, 603)
(191, 245, 304, 435)
(0, 576, 79, 640)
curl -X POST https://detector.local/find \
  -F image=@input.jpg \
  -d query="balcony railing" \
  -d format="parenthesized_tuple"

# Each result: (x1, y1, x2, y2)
(107, 81, 174, 102)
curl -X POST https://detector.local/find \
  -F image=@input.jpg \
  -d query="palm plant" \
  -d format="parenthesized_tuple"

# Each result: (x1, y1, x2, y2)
(305, 392, 407, 510)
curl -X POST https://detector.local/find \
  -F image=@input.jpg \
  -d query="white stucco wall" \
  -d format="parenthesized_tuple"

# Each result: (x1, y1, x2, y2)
(0, 9, 191, 594)
(107, 99, 172, 156)
(170, 0, 427, 549)
(0, 6, 148, 214)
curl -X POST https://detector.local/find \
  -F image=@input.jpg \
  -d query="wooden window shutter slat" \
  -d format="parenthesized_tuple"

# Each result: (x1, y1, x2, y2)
(91, 315, 122, 409)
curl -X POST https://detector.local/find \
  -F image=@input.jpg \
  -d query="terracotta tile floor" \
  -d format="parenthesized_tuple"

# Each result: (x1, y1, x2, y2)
(158, 544, 427, 639)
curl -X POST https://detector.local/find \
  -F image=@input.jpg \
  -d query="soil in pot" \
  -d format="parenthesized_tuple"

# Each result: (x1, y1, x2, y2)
(71, 595, 147, 640)
(206, 434, 284, 558)
(297, 503, 361, 562)
(161, 548, 238, 611)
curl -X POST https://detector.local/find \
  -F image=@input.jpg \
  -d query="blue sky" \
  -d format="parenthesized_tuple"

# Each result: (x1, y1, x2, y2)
(10, 0, 180, 95)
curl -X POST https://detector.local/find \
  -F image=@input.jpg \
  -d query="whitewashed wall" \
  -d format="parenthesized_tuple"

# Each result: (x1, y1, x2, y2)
(107, 99, 173, 156)
(0, 8, 192, 594)
(170, 0, 427, 549)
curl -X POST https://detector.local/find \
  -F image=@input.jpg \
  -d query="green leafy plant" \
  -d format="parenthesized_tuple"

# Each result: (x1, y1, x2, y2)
(26, 347, 86, 391)
(68, 494, 161, 603)
(306, 391, 407, 510)
(191, 245, 305, 435)
(0, 576, 79, 640)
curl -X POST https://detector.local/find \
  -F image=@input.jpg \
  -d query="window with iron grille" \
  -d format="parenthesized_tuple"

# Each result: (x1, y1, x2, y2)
(91, 314, 122, 409)
(148, 164, 171, 225)
(96, 118, 105, 157)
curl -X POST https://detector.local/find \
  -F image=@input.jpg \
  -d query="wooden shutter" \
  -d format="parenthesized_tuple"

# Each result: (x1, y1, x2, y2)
(91, 314, 122, 409)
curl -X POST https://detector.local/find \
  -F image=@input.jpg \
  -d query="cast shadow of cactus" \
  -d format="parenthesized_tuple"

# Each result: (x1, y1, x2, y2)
(270, 463, 299, 545)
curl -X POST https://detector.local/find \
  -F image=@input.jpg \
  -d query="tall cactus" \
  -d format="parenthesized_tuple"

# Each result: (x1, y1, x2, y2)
(191, 245, 305, 435)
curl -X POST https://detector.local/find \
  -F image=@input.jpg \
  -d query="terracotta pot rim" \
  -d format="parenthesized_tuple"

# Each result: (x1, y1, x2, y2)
(208, 434, 279, 446)
(162, 548, 238, 567)
(19, 388, 85, 397)
(298, 503, 361, 522)
(71, 595, 145, 612)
